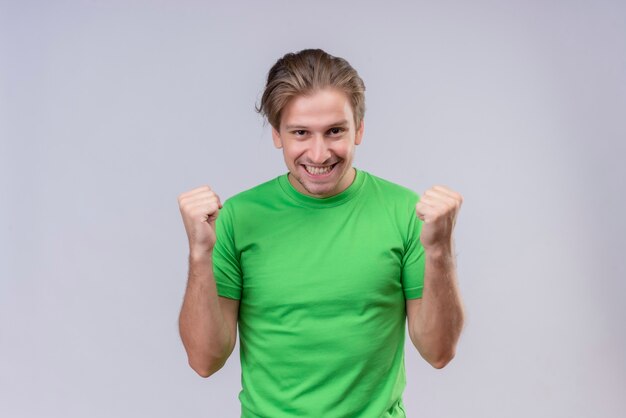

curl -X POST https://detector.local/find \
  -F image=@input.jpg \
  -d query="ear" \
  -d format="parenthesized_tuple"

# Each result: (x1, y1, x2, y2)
(355, 119, 364, 145)
(272, 126, 283, 149)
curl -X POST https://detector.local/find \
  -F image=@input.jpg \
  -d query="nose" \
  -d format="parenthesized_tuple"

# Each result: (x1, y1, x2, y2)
(308, 134, 332, 164)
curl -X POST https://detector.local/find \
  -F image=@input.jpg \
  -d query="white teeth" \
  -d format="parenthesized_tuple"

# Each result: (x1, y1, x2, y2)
(304, 164, 333, 175)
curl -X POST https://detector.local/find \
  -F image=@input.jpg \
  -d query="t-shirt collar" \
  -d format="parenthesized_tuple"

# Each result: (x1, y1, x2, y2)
(277, 166, 366, 208)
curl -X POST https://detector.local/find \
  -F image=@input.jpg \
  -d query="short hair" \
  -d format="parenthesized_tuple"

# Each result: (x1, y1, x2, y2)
(255, 48, 366, 131)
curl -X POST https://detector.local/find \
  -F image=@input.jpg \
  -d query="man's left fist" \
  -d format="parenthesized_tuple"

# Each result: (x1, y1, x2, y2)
(415, 185, 463, 251)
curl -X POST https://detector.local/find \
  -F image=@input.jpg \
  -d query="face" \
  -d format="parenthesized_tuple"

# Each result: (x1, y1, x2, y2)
(272, 88, 364, 198)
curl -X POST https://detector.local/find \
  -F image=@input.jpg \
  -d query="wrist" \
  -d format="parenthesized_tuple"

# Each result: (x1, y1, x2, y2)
(425, 243, 454, 262)
(189, 247, 214, 262)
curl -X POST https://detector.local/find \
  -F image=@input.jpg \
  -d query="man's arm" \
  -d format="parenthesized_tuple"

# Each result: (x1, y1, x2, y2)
(179, 251, 239, 377)
(177, 186, 240, 378)
(406, 245, 464, 369)
(406, 185, 465, 369)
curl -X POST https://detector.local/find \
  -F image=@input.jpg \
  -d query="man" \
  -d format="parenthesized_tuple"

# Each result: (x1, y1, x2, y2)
(178, 48, 465, 417)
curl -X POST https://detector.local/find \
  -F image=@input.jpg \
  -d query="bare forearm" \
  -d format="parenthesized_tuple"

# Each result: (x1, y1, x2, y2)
(412, 245, 465, 367)
(179, 251, 232, 377)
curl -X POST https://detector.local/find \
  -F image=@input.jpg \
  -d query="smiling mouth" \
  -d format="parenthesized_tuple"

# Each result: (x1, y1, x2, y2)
(302, 162, 339, 176)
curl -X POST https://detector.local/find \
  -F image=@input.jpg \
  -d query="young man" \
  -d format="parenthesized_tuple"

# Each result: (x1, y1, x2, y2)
(178, 49, 465, 417)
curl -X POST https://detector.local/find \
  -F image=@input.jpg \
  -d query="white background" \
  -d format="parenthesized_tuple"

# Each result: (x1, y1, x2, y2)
(1, 1, 625, 417)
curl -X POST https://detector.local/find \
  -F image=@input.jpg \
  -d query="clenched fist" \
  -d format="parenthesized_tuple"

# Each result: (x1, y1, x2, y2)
(415, 185, 463, 252)
(177, 185, 223, 255)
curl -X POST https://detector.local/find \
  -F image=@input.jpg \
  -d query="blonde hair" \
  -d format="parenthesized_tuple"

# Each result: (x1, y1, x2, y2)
(255, 48, 366, 130)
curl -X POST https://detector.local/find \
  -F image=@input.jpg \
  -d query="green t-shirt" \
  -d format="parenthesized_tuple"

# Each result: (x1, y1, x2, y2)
(213, 166, 425, 418)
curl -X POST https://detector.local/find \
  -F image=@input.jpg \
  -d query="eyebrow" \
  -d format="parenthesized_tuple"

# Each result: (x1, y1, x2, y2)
(285, 120, 350, 130)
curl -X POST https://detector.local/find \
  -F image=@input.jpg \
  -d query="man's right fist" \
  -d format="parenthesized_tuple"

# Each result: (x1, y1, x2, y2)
(177, 185, 223, 255)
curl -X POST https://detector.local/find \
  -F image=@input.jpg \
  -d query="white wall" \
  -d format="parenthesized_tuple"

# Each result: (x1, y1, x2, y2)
(1, 1, 625, 417)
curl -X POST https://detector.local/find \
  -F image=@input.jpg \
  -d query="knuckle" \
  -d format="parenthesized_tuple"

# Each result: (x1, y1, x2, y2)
(178, 192, 189, 203)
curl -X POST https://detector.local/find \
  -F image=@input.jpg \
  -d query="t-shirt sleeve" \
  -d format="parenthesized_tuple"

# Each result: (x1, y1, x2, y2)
(212, 199, 243, 300)
(401, 193, 425, 299)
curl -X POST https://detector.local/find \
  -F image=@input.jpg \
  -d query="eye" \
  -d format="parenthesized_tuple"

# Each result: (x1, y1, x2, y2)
(293, 130, 307, 136)
(328, 127, 345, 135)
